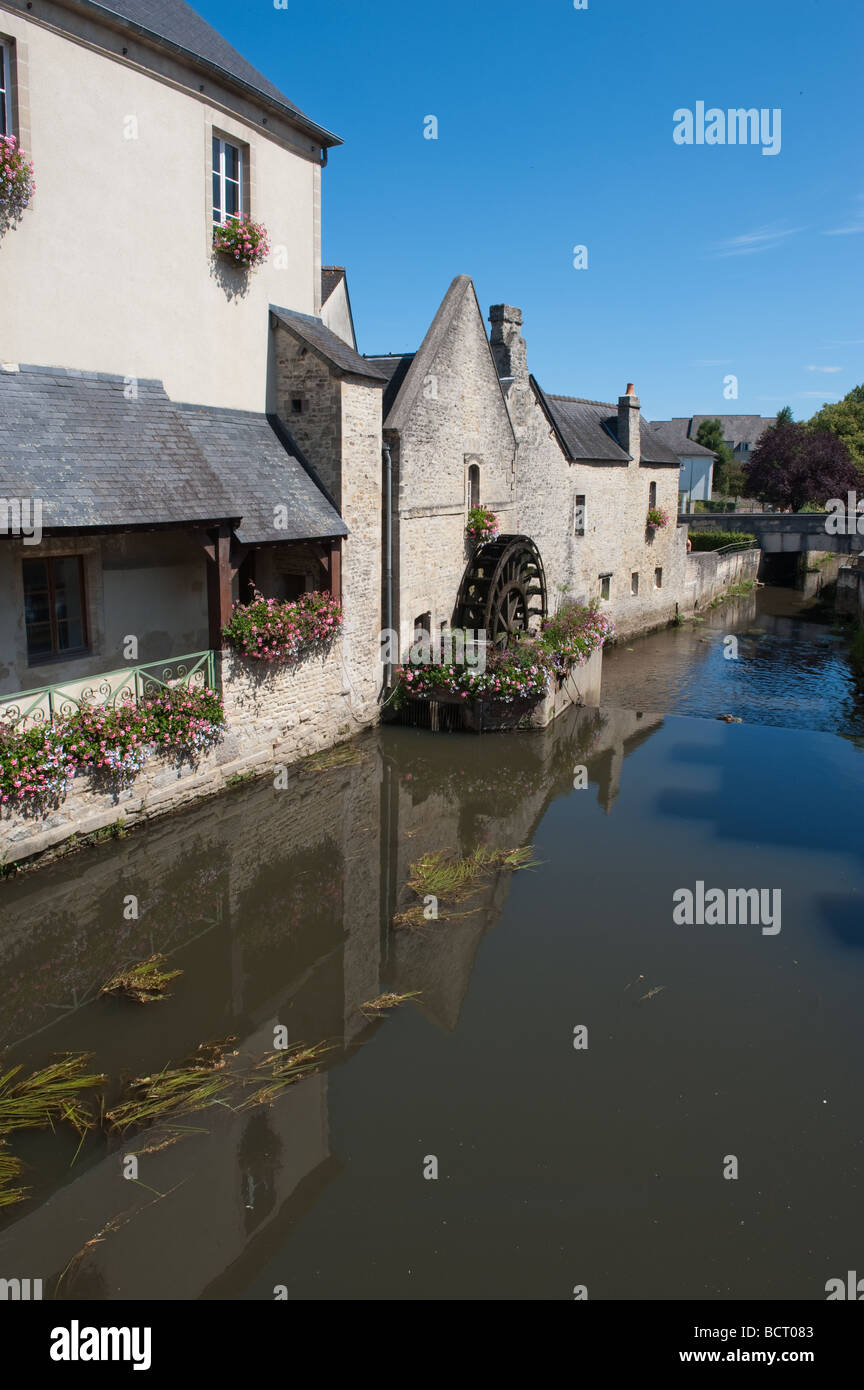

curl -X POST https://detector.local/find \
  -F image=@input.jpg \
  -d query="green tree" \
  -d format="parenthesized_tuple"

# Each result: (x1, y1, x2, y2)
(695, 418, 740, 496)
(775, 405, 794, 426)
(807, 385, 864, 471)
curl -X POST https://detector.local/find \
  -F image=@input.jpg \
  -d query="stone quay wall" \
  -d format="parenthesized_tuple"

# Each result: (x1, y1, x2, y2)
(0, 641, 375, 867)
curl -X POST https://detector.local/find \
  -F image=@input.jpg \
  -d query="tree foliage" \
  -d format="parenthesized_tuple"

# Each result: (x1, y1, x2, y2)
(807, 385, 864, 471)
(695, 418, 743, 495)
(743, 422, 858, 512)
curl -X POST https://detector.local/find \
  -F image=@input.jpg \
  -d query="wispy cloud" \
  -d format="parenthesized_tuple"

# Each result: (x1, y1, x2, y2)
(696, 358, 732, 366)
(805, 364, 843, 373)
(711, 225, 802, 258)
(800, 390, 839, 398)
(824, 194, 864, 236)
(822, 338, 864, 347)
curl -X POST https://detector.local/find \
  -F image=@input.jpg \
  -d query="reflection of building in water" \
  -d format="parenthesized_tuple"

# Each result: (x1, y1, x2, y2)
(0, 706, 663, 1296)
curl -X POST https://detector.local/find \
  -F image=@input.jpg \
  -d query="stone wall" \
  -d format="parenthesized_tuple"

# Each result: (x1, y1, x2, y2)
(392, 282, 517, 653)
(837, 559, 864, 622)
(0, 641, 372, 866)
(680, 547, 761, 614)
(489, 307, 689, 640)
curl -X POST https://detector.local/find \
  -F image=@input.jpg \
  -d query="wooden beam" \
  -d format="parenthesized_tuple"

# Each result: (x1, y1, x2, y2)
(206, 524, 234, 650)
(329, 538, 342, 604)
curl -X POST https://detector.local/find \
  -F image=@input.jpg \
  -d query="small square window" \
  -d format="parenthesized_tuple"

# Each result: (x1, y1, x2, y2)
(631, 572, 639, 596)
(291, 399, 303, 415)
(574, 495, 586, 536)
(655, 567, 663, 589)
(599, 574, 611, 601)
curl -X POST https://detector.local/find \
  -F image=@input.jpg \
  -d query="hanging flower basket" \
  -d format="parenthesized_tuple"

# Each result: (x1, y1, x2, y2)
(212, 215, 270, 268)
(646, 506, 669, 532)
(466, 505, 499, 545)
(0, 136, 35, 226)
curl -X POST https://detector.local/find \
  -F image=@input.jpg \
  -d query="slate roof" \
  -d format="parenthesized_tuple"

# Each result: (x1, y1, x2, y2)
(363, 354, 416, 419)
(180, 404, 346, 543)
(320, 266, 346, 306)
(688, 414, 776, 450)
(79, 0, 340, 143)
(271, 307, 387, 382)
(647, 418, 717, 458)
(0, 365, 344, 541)
(539, 393, 629, 464)
(0, 365, 239, 528)
(537, 390, 681, 465)
(635, 422, 683, 466)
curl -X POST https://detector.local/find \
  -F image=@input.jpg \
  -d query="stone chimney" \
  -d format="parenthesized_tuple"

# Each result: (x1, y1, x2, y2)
(489, 305, 528, 385)
(617, 383, 641, 463)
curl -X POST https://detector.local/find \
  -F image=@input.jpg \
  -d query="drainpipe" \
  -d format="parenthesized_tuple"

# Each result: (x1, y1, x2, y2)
(383, 442, 393, 691)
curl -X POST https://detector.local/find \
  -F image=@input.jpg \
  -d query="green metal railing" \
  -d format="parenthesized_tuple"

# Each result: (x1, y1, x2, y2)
(0, 650, 217, 729)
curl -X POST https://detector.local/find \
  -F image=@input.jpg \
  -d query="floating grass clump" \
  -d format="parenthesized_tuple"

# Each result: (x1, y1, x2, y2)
(100, 954, 183, 1004)
(408, 844, 541, 898)
(360, 991, 421, 1017)
(239, 1042, 333, 1110)
(300, 743, 364, 774)
(0, 1142, 27, 1208)
(397, 844, 541, 927)
(0, 1053, 104, 1138)
(105, 1039, 236, 1135)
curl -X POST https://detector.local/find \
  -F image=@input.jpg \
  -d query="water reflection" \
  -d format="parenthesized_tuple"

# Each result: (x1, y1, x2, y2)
(600, 587, 864, 739)
(0, 703, 650, 1298)
(0, 623, 862, 1299)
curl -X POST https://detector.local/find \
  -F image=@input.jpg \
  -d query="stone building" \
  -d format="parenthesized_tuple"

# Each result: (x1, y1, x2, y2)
(366, 280, 690, 657)
(0, 0, 383, 746)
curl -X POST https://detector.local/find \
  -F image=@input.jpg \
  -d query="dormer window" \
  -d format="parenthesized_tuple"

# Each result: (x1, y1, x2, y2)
(212, 135, 243, 224)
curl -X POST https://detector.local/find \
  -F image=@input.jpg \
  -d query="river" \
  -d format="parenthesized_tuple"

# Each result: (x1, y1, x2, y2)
(0, 585, 862, 1300)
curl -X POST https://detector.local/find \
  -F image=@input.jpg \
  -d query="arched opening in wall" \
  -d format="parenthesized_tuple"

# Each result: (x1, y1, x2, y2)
(648, 481, 657, 509)
(468, 464, 480, 509)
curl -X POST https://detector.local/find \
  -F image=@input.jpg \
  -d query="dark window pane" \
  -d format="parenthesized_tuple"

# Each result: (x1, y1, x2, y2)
(53, 557, 85, 650)
(224, 143, 239, 179)
(225, 182, 239, 217)
(23, 559, 48, 594)
(212, 134, 220, 170)
(212, 171, 221, 215)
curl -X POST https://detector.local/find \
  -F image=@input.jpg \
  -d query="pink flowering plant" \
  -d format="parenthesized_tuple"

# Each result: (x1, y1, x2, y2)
(212, 214, 270, 268)
(0, 136, 35, 229)
(0, 685, 224, 809)
(222, 589, 343, 662)
(395, 601, 614, 705)
(646, 506, 669, 531)
(466, 506, 499, 545)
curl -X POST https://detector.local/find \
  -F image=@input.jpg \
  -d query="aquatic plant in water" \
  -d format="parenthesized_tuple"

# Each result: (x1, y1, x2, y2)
(100, 954, 183, 1004)
(0, 1053, 104, 1138)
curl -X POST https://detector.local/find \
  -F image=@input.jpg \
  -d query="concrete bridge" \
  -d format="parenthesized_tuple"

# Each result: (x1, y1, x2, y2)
(682, 511, 864, 556)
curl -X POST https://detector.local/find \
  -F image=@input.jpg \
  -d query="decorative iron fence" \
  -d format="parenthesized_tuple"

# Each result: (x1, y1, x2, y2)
(0, 651, 217, 729)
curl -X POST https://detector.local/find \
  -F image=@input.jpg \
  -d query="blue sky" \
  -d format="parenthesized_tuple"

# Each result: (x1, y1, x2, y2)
(201, 0, 863, 422)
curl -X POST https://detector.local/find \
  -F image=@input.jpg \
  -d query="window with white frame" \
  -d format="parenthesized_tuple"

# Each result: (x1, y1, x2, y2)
(1, 41, 13, 138)
(212, 135, 243, 224)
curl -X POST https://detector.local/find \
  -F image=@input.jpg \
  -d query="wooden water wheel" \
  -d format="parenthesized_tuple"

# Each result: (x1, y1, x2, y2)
(453, 535, 547, 649)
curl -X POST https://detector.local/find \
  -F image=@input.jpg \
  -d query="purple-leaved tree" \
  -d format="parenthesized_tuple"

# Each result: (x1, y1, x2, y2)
(744, 423, 858, 512)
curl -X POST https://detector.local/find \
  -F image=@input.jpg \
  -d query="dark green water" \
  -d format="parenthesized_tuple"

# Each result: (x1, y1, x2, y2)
(0, 588, 862, 1300)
